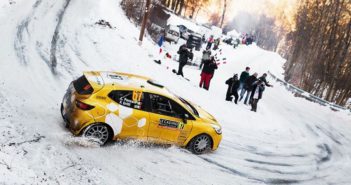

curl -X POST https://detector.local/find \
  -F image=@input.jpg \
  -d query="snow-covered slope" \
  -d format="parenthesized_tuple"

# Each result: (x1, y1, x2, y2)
(0, 0, 351, 184)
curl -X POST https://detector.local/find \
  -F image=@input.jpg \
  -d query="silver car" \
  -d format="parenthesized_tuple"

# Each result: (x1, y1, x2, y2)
(165, 25, 180, 44)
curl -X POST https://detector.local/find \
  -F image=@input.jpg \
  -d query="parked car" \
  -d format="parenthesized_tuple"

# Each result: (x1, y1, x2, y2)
(165, 25, 180, 44)
(177, 24, 187, 35)
(186, 33, 202, 51)
(181, 29, 194, 40)
(61, 72, 222, 154)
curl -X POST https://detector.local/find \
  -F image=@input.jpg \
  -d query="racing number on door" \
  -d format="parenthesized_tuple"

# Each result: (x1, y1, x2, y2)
(132, 90, 143, 102)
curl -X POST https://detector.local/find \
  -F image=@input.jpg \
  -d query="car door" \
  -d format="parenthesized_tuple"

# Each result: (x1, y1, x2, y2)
(146, 93, 193, 145)
(108, 90, 150, 139)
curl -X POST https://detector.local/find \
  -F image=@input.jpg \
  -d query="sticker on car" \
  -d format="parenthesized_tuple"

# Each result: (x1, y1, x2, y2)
(159, 119, 184, 130)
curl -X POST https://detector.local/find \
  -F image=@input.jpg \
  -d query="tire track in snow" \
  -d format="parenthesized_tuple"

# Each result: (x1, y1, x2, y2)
(14, 0, 43, 65)
(198, 156, 304, 184)
(49, 0, 71, 75)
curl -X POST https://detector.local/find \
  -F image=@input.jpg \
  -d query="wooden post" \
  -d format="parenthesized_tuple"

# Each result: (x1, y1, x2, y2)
(139, 0, 151, 44)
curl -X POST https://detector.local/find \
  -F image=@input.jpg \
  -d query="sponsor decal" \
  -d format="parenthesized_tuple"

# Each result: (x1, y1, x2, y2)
(119, 97, 142, 109)
(108, 74, 125, 81)
(159, 119, 184, 130)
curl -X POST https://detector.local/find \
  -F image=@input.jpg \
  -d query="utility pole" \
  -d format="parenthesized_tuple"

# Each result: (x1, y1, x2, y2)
(139, 0, 151, 44)
(220, 0, 227, 28)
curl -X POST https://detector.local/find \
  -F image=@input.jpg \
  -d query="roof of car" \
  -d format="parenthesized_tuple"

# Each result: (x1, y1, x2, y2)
(83, 71, 173, 96)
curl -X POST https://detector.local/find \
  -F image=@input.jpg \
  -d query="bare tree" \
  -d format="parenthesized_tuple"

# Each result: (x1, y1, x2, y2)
(220, 0, 227, 28)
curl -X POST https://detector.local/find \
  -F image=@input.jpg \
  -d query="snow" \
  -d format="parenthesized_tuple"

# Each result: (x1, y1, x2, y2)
(0, 0, 351, 184)
(227, 29, 241, 38)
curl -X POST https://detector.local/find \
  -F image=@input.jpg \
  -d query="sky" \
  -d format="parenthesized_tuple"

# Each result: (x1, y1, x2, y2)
(197, 0, 298, 30)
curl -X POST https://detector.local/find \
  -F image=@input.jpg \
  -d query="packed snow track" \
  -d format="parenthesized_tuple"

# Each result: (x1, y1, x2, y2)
(0, 0, 351, 184)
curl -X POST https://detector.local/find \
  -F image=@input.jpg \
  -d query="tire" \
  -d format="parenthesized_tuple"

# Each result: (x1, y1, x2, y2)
(187, 134, 212, 155)
(60, 103, 69, 128)
(83, 124, 112, 145)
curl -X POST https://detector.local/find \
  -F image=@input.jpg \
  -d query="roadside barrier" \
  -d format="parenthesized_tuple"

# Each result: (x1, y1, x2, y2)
(267, 71, 350, 112)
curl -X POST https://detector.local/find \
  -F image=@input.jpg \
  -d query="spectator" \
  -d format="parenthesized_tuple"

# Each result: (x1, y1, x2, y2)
(213, 38, 220, 50)
(241, 72, 258, 105)
(258, 73, 273, 87)
(153, 32, 165, 64)
(250, 80, 265, 112)
(177, 44, 192, 77)
(200, 49, 211, 69)
(238, 67, 250, 99)
(225, 74, 240, 103)
(206, 35, 214, 50)
(199, 57, 218, 90)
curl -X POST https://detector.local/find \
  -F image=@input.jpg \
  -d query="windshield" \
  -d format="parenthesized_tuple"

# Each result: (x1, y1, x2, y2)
(177, 96, 199, 117)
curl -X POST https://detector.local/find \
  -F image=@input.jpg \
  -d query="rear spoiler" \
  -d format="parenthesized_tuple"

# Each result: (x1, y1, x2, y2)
(83, 72, 104, 93)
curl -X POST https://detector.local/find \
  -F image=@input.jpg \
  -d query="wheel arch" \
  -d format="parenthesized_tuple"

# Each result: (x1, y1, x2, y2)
(80, 122, 115, 140)
(185, 132, 214, 149)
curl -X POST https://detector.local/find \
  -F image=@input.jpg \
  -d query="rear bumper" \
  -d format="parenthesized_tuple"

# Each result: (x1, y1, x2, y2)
(61, 103, 70, 128)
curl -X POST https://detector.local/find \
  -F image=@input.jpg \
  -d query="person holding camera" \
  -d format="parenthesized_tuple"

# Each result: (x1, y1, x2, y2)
(177, 44, 192, 77)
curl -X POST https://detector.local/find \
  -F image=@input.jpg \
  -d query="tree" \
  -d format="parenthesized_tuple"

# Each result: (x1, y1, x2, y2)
(220, 0, 227, 28)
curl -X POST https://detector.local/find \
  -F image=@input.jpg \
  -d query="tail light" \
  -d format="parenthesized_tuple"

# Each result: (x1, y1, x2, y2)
(75, 100, 95, 110)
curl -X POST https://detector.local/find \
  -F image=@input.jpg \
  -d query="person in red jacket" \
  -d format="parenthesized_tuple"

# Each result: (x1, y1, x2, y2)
(199, 56, 218, 90)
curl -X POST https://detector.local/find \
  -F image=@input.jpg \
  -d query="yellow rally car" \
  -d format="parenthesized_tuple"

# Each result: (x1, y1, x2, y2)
(61, 71, 222, 154)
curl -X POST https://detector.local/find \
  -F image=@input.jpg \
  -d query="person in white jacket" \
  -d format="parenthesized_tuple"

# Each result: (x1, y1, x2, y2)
(250, 80, 265, 112)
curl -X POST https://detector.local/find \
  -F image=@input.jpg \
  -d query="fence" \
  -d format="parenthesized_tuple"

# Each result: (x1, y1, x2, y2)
(268, 71, 350, 113)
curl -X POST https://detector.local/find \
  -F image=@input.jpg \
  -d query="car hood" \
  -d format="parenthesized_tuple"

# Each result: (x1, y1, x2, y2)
(192, 104, 219, 125)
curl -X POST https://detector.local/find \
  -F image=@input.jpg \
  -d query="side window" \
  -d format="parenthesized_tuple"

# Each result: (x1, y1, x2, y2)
(149, 94, 188, 118)
(108, 90, 144, 110)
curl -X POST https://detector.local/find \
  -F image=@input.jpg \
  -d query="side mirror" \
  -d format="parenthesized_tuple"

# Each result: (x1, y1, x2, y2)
(181, 114, 189, 124)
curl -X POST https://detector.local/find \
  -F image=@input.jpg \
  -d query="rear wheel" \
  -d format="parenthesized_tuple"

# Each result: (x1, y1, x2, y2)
(84, 124, 111, 145)
(188, 134, 212, 154)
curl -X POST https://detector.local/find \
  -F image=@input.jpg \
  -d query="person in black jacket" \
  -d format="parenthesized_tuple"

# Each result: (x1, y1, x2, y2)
(200, 49, 211, 69)
(238, 67, 250, 98)
(250, 80, 265, 112)
(199, 57, 218, 90)
(258, 73, 273, 87)
(225, 74, 240, 103)
(177, 44, 192, 77)
(240, 72, 258, 104)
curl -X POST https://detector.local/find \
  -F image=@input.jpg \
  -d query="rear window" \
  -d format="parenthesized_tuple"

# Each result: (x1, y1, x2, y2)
(73, 75, 94, 95)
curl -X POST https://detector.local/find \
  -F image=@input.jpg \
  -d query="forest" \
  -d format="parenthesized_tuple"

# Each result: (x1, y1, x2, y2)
(284, 0, 351, 105)
(216, 0, 351, 106)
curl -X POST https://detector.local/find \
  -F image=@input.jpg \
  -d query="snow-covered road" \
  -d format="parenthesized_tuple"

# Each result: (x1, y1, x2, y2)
(1, 0, 351, 184)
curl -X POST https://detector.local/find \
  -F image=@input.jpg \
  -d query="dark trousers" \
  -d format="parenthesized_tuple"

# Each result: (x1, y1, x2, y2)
(226, 91, 238, 104)
(199, 60, 204, 69)
(206, 43, 212, 50)
(240, 89, 251, 104)
(177, 63, 186, 76)
(251, 99, 259, 112)
(233, 91, 239, 104)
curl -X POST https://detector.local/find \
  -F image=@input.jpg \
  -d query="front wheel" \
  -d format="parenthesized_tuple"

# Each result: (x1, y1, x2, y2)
(188, 134, 212, 154)
(83, 124, 111, 145)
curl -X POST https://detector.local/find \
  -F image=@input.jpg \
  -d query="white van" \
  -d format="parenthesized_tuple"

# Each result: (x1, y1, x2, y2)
(165, 25, 180, 44)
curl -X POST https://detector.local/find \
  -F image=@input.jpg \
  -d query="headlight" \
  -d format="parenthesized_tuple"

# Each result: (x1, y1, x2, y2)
(211, 124, 222, 135)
